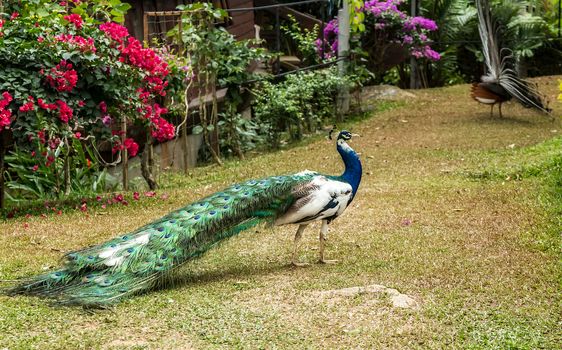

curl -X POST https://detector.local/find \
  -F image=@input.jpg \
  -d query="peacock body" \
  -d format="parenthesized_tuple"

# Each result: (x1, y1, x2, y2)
(4, 131, 361, 307)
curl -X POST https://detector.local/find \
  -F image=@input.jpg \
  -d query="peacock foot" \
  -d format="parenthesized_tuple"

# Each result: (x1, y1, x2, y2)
(291, 261, 310, 267)
(318, 259, 338, 264)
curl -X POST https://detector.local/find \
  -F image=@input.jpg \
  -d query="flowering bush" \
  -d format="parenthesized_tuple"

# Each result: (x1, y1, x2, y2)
(0, 1, 182, 199)
(318, 0, 440, 73)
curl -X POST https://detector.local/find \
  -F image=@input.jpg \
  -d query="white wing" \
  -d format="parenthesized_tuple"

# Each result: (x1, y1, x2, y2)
(275, 175, 353, 226)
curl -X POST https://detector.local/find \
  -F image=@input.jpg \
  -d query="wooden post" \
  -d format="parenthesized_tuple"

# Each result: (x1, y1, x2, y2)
(0, 132, 4, 210)
(141, 135, 157, 190)
(337, 0, 350, 119)
(410, 0, 421, 89)
(143, 12, 149, 43)
(179, 13, 190, 174)
(121, 119, 128, 191)
(274, 7, 281, 74)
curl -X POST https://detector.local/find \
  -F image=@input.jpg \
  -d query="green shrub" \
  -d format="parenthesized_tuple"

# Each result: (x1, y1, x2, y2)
(253, 67, 349, 148)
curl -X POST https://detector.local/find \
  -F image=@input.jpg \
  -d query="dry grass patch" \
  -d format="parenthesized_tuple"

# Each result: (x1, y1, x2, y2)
(1, 77, 561, 349)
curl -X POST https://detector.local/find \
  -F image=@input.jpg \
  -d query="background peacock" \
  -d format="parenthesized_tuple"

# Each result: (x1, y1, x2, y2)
(3, 130, 362, 307)
(471, 0, 550, 117)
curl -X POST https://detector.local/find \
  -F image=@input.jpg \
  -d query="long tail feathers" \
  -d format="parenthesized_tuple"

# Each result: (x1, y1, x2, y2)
(3, 175, 312, 307)
(475, 0, 551, 114)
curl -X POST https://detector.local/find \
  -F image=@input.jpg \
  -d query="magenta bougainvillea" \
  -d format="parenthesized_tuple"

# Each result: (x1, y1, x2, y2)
(318, 0, 440, 65)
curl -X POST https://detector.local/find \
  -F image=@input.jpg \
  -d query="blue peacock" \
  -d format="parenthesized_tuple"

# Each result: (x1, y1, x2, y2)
(4, 130, 362, 307)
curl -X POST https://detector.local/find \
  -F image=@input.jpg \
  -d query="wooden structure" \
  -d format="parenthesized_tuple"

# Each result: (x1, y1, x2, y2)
(125, 0, 256, 41)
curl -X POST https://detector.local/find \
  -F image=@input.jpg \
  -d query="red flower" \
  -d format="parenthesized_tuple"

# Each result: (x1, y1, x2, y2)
(46, 155, 54, 167)
(80, 203, 87, 212)
(56, 100, 73, 123)
(37, 130, 46, 143)
(44, 60, 78, 92)
(64, 14, 83, 29)
(123, 138, 139, 157)
(78, 100, 85, 107)
(114, 194, 124, 202)
(99, 101, 107, 113)
(10, 12, 19, 20)
(37, 98, 57, 111)
(133, 192, 140, 200)
(19, 96, 35, 112)
(37, 36, 44, 43)
(32, 164, 39, 171)
(96, 195, 102, 201)
(74, 131, 81, 139)
(0, 92, 13, 130)
(86, 159, 91, 168)
(99, 22, 129, 43)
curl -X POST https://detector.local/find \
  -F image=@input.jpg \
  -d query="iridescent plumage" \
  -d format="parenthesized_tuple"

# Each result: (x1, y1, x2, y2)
(4, 131, 362, 307)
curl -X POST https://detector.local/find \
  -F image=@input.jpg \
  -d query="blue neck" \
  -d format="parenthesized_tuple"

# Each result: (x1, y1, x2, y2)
(337, 141, 362, 198)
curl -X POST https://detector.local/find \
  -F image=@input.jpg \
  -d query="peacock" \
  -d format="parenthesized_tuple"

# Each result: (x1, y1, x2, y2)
(471, 0, 550, 117)
(3, 130, 362, 307)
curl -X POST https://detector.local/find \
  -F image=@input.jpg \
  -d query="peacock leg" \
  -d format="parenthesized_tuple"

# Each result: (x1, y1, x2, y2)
(292, 224, 309, 267)
(498, 102, 503, 118)
(318, 220, 337, 264)
(490, 104, 494, 117)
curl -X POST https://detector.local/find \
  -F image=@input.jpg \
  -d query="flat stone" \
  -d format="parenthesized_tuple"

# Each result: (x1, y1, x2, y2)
(391, 294, 418, 308)
(316, 284, 419, 309)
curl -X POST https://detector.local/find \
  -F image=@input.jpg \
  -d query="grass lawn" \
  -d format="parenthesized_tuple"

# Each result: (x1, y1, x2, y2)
(1, 77, 561, 349)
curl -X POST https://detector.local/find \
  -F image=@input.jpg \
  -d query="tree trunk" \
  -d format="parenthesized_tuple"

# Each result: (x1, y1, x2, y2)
(141, 138, 157, 190)
(0, 132, 4, 210)
(63, 148, 71, 196)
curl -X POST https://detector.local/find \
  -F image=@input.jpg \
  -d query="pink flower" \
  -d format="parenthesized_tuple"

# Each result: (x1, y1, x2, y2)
(96, 195, 102, 201)
(37, 37, 44, 43)
(114, 193, 124, 202)
(64, 14, 83, 29)
(74, 131, 81, 139)
(32, 164, 39, 171)
(55, 34, 96, 52)
(133, 192, 140, 200)
(10, 12, 19, 20)
(80, 203, 87, 212)
(144, 191, 156, 197)
(102, 114, 112, 126)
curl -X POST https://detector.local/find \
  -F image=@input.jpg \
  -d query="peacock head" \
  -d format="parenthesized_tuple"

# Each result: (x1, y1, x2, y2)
(337, 130, 353, 141)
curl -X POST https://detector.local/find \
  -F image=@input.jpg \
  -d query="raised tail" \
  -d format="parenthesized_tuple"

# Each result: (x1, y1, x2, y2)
(4, 174, 313, 307)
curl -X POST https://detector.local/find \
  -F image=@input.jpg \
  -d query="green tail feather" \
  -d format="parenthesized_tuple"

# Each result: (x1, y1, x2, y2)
(4, 174, 314, 307)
